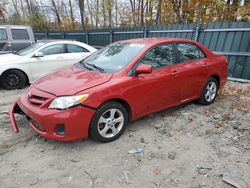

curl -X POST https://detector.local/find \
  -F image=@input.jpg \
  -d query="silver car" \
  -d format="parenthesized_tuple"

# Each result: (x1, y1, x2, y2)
(0, 25, 35, 54)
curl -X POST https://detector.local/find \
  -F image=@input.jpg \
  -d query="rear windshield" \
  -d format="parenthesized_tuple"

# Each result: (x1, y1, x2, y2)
(0, 29, 7, 40)
(80, 43, 145, 73)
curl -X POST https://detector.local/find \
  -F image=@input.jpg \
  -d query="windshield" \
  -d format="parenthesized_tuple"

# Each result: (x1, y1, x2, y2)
(17, 42, 45, 56)
(80, 42, 145, 73)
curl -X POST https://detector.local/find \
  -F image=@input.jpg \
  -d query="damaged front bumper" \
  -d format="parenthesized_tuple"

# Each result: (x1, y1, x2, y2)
(9, 102, 23, 133)
(9, 94, 96, 141)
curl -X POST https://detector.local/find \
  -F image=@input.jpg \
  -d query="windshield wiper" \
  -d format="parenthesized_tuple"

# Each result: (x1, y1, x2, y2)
(75, 62, 90, 70)
(86, 63, 105, 73)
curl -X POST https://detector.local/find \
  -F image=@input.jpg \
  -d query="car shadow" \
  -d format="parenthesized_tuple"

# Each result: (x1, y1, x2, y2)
(31, 102, 193, 142)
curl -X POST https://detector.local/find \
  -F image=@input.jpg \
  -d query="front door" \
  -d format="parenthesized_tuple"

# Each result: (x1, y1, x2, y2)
(29, 43, 68, 81)
(125, 43, 181, 116)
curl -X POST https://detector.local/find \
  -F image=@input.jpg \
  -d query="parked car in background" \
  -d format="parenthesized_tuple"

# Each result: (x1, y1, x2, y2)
(9, 38, 228, 143)
(0, 25, 35, 54)
(0, 40, 97, 89)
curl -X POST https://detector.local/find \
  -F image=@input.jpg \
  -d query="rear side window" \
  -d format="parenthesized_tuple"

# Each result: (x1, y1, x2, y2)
(0, 29, 7, 40)
(176, 43, 206, 62)
(11, 29, 29, 40)
(40, 44, 65, 55)
(67, 44, 89, 53)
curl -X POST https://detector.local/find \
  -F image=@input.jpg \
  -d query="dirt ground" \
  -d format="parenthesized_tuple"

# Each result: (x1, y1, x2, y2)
(0, 81, 249, 188)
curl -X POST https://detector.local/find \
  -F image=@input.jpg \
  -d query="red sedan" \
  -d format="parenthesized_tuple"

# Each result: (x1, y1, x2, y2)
(9, 38, 228, 142)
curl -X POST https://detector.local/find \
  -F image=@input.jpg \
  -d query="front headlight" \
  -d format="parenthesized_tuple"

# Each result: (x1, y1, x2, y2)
(48, 94, 89, 110)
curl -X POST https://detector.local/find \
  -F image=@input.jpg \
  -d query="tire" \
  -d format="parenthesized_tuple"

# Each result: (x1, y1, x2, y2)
(90, 101, 128, 143)
(197, 77, 219, 105)
(0, 70, 27, 90)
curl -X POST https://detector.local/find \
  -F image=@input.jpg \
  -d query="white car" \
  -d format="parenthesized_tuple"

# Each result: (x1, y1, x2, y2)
(0, 40, 97, 89)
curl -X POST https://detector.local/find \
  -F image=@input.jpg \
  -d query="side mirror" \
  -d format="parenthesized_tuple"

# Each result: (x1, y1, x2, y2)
(135, 64, 152, 75)
(33, 52, 44, 58)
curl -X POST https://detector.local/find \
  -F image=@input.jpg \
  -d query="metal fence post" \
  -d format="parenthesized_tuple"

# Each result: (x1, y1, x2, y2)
(194, 24, 200, 41)
(62, 31, 65, 39)
(86, 31, 89, 44)
(109, 29, 113, 44)
(143, 27, 147, 38)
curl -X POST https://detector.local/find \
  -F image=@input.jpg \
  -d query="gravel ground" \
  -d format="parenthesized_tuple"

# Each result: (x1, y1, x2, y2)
(0, 81, 249, 188)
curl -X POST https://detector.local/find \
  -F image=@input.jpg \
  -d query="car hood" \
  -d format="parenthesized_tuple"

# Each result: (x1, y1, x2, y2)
(0, 53, 25, 64)
(33, 65, 113, 96)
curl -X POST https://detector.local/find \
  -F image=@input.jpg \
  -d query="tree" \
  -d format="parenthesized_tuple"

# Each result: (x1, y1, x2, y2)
(156, 0, 163, 25)
(28, 11, 50, 31)
(25, 0, 33, 13)
(77, 0, 85, 29)
(136, 0, 144, 26)
(171, 0, 183, 23)
(129, 0, 136, 26)
(0, 1, 7, 23)
(96, 0, 99, 28)
(101, 0, 107, 28)
(106, 0, 113, 28)
(51, 0, 62, 28)
(1, 0, 250, 30)
(69, 0, 75, 28)
(11, 0, 20, 17)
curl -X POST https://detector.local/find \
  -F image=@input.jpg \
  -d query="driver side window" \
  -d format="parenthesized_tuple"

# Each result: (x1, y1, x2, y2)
(40, 44, 65, 56)
(139, 44, 175, 69)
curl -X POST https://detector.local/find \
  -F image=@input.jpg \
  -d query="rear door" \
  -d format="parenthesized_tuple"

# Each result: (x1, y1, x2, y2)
(29, 43, 68, 80)
(174, 42, 209, 101)
(126, 43, 181, 116)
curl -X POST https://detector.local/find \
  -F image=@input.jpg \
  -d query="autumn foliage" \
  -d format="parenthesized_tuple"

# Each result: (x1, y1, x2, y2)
(0, 0, 249, 31)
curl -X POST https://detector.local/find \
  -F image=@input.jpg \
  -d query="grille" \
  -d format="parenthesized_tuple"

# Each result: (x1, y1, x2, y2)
(28, 95, 49, 107)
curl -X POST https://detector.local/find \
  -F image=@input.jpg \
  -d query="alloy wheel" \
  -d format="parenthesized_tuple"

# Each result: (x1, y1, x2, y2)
(5, 73, 20, 87)
(205, 81, 217, 102)
(97, 108, 124, 138)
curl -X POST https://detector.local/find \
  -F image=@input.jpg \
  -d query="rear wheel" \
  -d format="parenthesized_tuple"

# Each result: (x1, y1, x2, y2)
(90, 102, 128, 143)
(197, 78, 218, 105)
(1, 70, 27, 90)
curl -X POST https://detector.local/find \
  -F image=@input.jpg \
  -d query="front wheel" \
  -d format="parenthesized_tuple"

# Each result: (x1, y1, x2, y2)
(89, 102, 128, 143)
(197, 78, 219, 105)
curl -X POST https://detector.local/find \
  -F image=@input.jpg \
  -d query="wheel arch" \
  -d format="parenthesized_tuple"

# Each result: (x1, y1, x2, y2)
(88, 98, 132, 141)
(99, 98, 132, 121)
(1, 68, 30, 85)
(209, 74, 220, 88)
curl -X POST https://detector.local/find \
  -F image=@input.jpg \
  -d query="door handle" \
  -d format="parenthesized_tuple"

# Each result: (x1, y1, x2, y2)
(57, 56, 64, 60)
(202, 62, 208, 66)
(171, 70, 178, 75)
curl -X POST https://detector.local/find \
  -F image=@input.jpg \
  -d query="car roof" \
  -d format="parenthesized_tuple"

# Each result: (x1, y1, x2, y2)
(36, 40, 91, 46)
(34, 40, 97, 50)
(118, 38, 196, 45)
(37, 39, 77, 43)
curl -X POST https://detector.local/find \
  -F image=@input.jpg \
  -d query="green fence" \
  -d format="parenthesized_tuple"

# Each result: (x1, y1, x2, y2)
(35, 22, 250, 80)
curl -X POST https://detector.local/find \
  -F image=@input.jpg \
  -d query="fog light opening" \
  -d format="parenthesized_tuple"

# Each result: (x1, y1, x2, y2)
(55, 124, 65, 136)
